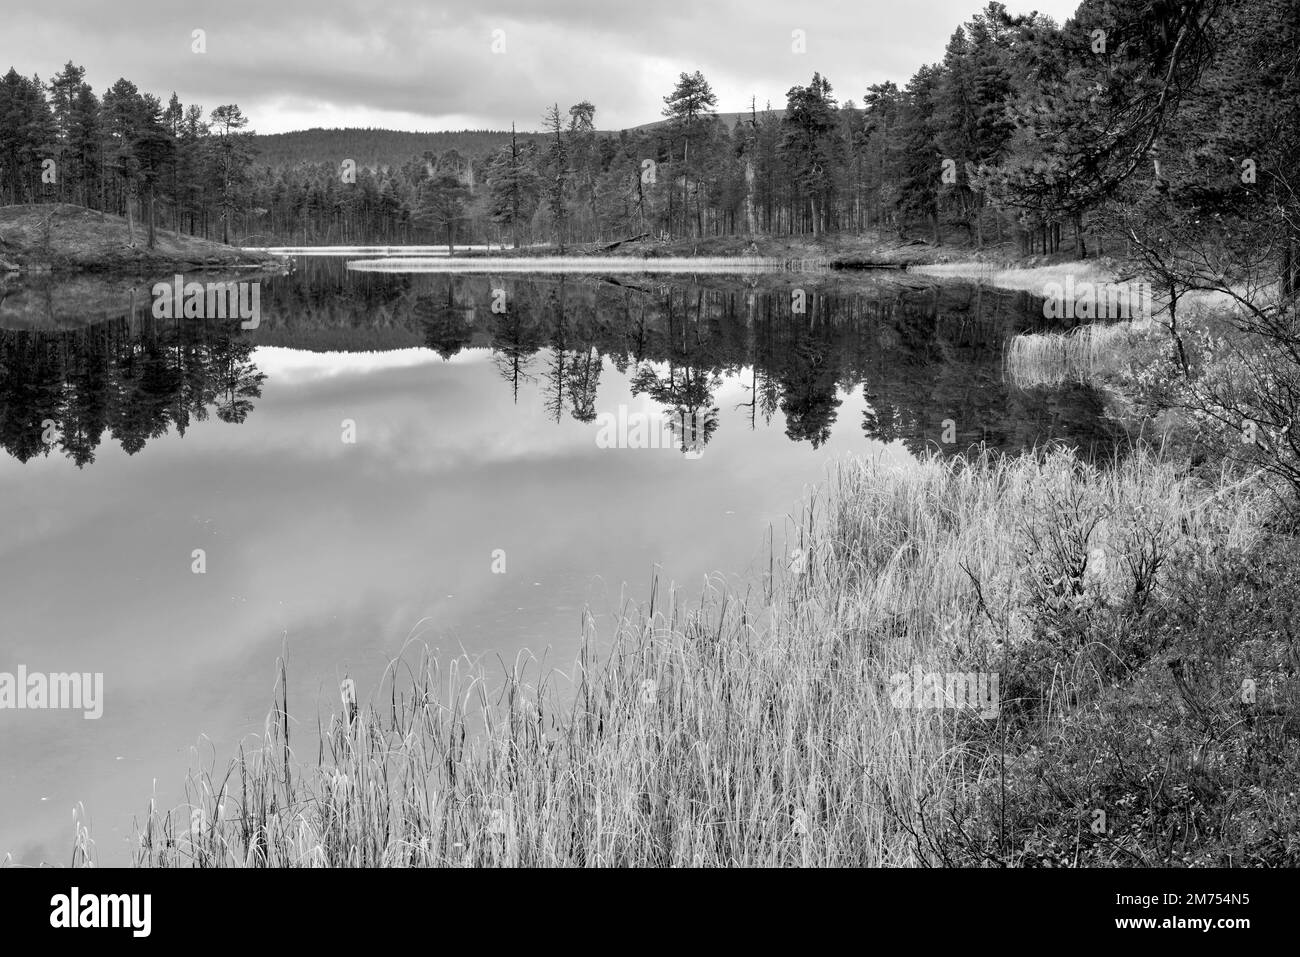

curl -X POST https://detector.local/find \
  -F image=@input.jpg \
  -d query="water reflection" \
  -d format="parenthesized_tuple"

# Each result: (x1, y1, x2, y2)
(0, 263, 1123, 865)
(0, 319, 263, 466)
(0, 263, 1121, 466)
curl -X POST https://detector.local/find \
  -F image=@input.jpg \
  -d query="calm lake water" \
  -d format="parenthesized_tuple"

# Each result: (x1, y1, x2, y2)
(0, 259, 1120, 864)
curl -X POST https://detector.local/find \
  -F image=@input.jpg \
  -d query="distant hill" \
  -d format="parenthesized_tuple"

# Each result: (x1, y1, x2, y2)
(249, 128, 537, 170)
(624, 110, 786, 133)
(250, 112, 787, 170)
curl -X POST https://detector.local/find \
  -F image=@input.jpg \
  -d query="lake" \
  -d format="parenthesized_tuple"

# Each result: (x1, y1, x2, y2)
(0, 258, 1120, 865)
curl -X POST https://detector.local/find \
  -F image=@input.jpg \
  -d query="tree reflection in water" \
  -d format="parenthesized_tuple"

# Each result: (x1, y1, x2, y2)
(0, 265, 1121, 466)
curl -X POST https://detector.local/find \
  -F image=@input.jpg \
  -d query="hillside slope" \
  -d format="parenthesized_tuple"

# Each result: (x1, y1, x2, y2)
(0, 204, 284, 274)
(249, 112, 787, 169)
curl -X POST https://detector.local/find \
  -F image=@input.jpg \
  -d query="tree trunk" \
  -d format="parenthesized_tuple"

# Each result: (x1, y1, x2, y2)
(125, 188, 136, 247)
(682, 137, 690, 238)
(744, 159, 756, 235)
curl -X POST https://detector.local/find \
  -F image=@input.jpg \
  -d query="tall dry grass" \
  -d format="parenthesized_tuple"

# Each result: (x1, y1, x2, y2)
(110, 447, 1262, 867)
(1004, 321, 1151, 388)
(1003, 285, 1258, 391)
(909, 260, 1116, 290)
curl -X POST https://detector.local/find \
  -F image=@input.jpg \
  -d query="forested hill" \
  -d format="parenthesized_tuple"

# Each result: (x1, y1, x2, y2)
(249, 112, 780, 170)
(628, 110, 785, 133)
(250, 128, 531, 170)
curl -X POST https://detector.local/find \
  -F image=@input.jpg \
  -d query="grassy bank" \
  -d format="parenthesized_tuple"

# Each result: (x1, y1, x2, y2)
(909, 258, 1134, 290)
(501, 231, 1007, 269)
(1005, 321, 1144, 389)
(0, 204, 286, 274)
(93, 445, 1298, 867)
(1003, 284, 1296, 483)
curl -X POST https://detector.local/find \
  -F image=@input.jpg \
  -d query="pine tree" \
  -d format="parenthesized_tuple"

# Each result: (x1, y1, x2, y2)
(486, 123, 541, 248)
(541, 104, 570, 251)
(661, 71, 718, 237)
(207, 104, 254, 244)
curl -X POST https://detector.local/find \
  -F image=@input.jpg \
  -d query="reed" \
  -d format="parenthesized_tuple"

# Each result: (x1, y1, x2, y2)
(1004, 321, 1143, 388)
(121, 447, 1263, 867)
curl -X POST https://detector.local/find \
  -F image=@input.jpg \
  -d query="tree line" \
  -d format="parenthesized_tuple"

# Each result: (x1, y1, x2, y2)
(0, 0, 1293, 281)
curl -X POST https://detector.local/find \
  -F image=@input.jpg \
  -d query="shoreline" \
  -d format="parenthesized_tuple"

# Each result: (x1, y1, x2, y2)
(5, 204, 1139, 281)
(92, 445, 1294, 868)
(0, 204, 287, 277)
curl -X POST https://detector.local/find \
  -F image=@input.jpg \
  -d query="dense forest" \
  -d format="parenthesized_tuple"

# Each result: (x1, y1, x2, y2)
(250, 129, 525, 172)
(0, 0, 1294, 281)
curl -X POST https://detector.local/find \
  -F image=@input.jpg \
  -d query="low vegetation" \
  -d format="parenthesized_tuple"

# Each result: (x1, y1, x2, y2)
(0, 204, 282, 273)
(93, 445, 1296, 867)
(1005, 320, 1141, 388)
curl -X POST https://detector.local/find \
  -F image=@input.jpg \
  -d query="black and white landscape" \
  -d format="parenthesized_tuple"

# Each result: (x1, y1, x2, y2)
(0, 0, 1296, 900)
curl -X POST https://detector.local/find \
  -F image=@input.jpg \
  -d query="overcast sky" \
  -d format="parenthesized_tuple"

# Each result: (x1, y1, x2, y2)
(5, 0, 1082, 134)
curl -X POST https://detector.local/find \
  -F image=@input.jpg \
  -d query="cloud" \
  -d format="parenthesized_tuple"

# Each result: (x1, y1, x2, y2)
(4, 0, 1082, 131)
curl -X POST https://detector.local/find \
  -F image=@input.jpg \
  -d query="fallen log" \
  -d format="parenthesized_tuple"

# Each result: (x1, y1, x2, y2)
(598, 232, 650, 253)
